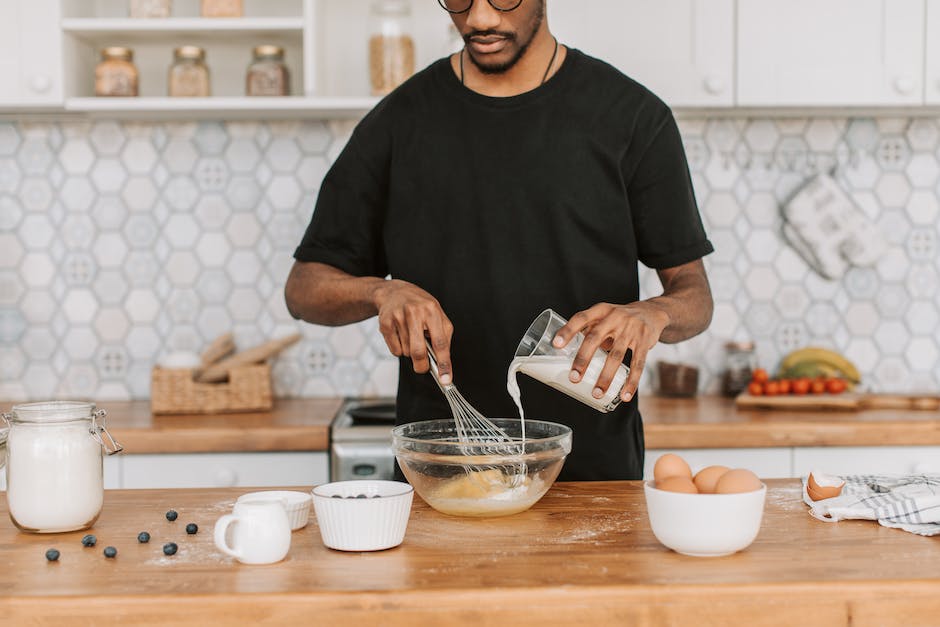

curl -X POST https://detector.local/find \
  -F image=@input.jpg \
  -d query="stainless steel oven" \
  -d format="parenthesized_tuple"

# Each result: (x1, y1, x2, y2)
(329, 398, 397, 482)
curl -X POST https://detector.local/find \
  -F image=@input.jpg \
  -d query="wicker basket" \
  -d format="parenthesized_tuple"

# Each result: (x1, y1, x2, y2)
(150, 363, 273, 414)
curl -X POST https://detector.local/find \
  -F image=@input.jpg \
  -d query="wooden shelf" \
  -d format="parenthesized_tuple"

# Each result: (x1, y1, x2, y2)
(64, 96, 378, 119)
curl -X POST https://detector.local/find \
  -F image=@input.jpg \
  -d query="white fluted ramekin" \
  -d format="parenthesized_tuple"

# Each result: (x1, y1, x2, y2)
(311, 480, 413, 551)
(236, 490, 312, 531)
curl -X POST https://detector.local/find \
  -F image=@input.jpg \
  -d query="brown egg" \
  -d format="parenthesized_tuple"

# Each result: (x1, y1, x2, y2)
(807, 471, 844, 501)
(653, 453, 692, 483)
(693, 465, 730, 494)
(714, 469, 762, 494)
(656, 475, 699, 494)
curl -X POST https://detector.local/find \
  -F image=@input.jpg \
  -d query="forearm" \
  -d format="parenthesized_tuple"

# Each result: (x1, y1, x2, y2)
(285, 261, 387, 326)
(645, 260, 713, 344)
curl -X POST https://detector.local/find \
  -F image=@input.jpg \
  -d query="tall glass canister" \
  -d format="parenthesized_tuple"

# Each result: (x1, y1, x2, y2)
(3, 402, 123, 533)
(368, 0, 415, 96)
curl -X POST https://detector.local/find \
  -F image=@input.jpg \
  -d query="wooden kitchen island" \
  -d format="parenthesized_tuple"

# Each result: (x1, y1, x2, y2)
(2, 480, 939, 626)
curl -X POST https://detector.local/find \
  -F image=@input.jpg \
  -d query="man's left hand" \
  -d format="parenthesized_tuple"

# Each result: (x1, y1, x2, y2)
(551, 302, 670, 403)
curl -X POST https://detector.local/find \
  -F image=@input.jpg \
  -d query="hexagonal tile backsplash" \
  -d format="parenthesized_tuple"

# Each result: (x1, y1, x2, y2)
(1, 117, 939, 402)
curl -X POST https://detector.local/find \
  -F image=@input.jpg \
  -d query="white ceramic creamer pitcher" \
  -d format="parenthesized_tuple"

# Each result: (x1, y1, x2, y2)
(214, 500, 291, 564)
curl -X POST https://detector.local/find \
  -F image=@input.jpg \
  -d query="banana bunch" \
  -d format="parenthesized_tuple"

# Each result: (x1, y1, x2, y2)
(777, 347, 861, 384)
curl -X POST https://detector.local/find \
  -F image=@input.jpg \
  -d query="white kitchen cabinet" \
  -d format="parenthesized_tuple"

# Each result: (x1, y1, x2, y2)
(551, 0, 735, 107)
(122, 452, 328, 489)
(737, 0, 925, 107)
(644, 448, 792, 480)
(926, 0, 940, 104)
(793, 446, 940, 477)
(0, 0, 63, 106)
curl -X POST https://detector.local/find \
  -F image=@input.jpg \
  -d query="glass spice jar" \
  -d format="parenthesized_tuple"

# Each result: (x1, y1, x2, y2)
(169, 46, 210, 97)
(246, 45, 290, 96)
(723, 341, 757, 396)
(368, 0, 415, 96)
(95, 47, 139, 97)
(130, 0, 171, 18)
(3, 401, 123, 534)
(201, 0, 243, 17)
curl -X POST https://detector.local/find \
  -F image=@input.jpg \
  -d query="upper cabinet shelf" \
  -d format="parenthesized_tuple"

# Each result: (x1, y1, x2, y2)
(61, 17, 305, 38)
(3, 0, 940, 118)
(64, 95, 376, 119)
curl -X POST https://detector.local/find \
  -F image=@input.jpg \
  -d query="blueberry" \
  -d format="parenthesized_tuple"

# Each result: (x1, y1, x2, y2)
(103, 546, 117, 558)
(137, 531, 150, 543)
(163, 542, 178, 556)
(165, 510, 178, 521)
(372, 495, 381, 498)
(185, 523, 198, 535)
(331, 494, 342, 499)
(355, 494, 367, 499)
(81, 534, 96, 547)
(45, 549, 60, 562)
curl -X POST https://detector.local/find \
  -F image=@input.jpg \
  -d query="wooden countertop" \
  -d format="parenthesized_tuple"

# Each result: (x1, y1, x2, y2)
(80, 396, 940, 455)
(640, 395, 940, 449)
(100, 398, 342, 454)
(3, 480, 939, 626)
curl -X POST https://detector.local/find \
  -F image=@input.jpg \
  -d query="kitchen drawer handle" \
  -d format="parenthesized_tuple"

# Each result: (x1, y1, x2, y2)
(704, 76, 725, 95)
(213, 468, 238, 487)
(912, 462, 940, 474)
(894, 76, 916, 95)
(30, 75, 52, 94)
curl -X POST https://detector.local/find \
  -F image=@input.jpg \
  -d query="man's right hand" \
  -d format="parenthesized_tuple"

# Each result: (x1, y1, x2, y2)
(372, 279, 454, 385)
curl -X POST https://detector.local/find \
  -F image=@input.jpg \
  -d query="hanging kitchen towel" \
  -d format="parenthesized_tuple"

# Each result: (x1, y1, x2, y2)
(782, 174, 887, 280)
(802, 474, 940, 536)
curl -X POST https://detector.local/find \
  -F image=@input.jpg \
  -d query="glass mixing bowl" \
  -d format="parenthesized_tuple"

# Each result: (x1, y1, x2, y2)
(392, 419, 572, 518)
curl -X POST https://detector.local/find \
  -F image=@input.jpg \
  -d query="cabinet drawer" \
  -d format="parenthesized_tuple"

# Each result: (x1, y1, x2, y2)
(793, 447, 940, 477)
(122, 452, 328, 489)
(645, 448, 792, 480)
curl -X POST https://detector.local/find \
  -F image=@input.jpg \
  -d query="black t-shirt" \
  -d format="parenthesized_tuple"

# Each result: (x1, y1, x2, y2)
(294, 48, 713, 480)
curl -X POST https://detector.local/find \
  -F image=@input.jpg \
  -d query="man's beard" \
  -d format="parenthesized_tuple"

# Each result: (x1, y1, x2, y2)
(464, 2, 545, 75)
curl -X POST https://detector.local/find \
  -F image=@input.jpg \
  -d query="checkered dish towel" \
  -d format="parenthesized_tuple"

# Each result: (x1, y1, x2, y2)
(802, 474, 940, 536)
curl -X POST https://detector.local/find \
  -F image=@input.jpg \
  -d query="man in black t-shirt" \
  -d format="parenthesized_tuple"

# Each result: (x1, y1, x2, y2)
(286, 0, 714, 480)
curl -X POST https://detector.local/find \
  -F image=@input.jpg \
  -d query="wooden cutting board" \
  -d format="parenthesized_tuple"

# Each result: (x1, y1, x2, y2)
(735, 393, 940, 412)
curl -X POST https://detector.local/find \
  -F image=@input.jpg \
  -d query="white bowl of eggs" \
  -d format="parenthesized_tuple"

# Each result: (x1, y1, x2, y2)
(644, 454, 766, 557)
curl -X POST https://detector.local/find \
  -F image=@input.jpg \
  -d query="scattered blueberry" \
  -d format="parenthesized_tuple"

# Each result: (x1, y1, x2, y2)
(185, 523, 198, 535)
(137, 532, 151, 543)
(355, 494, 367, 499)
(331, 494, 342, 499)
(163, 542, 178, 556)
(81, 534, 97, 547)
(165, 510, 179, 521)
(103, 546, 117, 558)
(372, 495, 381, 498)
(45, 549, 60, 562)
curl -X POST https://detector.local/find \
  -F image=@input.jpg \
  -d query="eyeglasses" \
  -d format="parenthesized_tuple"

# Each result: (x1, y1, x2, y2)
(437, 0, 525, 14)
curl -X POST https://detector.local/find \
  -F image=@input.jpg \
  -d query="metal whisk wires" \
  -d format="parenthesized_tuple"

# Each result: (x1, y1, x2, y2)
(425, 342, 514, 450)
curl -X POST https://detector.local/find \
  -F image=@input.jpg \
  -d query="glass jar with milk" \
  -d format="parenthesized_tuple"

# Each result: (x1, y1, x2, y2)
(508, 309, 630, 417)
(3, 402, 123, 533)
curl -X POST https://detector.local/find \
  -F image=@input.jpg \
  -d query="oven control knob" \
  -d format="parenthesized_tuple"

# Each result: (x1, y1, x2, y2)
(213, 468, 238, 487)
(353, 464, 377, 477)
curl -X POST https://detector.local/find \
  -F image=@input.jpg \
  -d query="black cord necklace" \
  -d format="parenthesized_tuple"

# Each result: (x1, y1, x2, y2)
(460, 36, 559, 87)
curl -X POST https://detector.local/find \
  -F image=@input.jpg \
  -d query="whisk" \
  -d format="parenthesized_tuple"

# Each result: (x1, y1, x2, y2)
(426, 342, 527, 488)
(425, 341, 516, 450)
